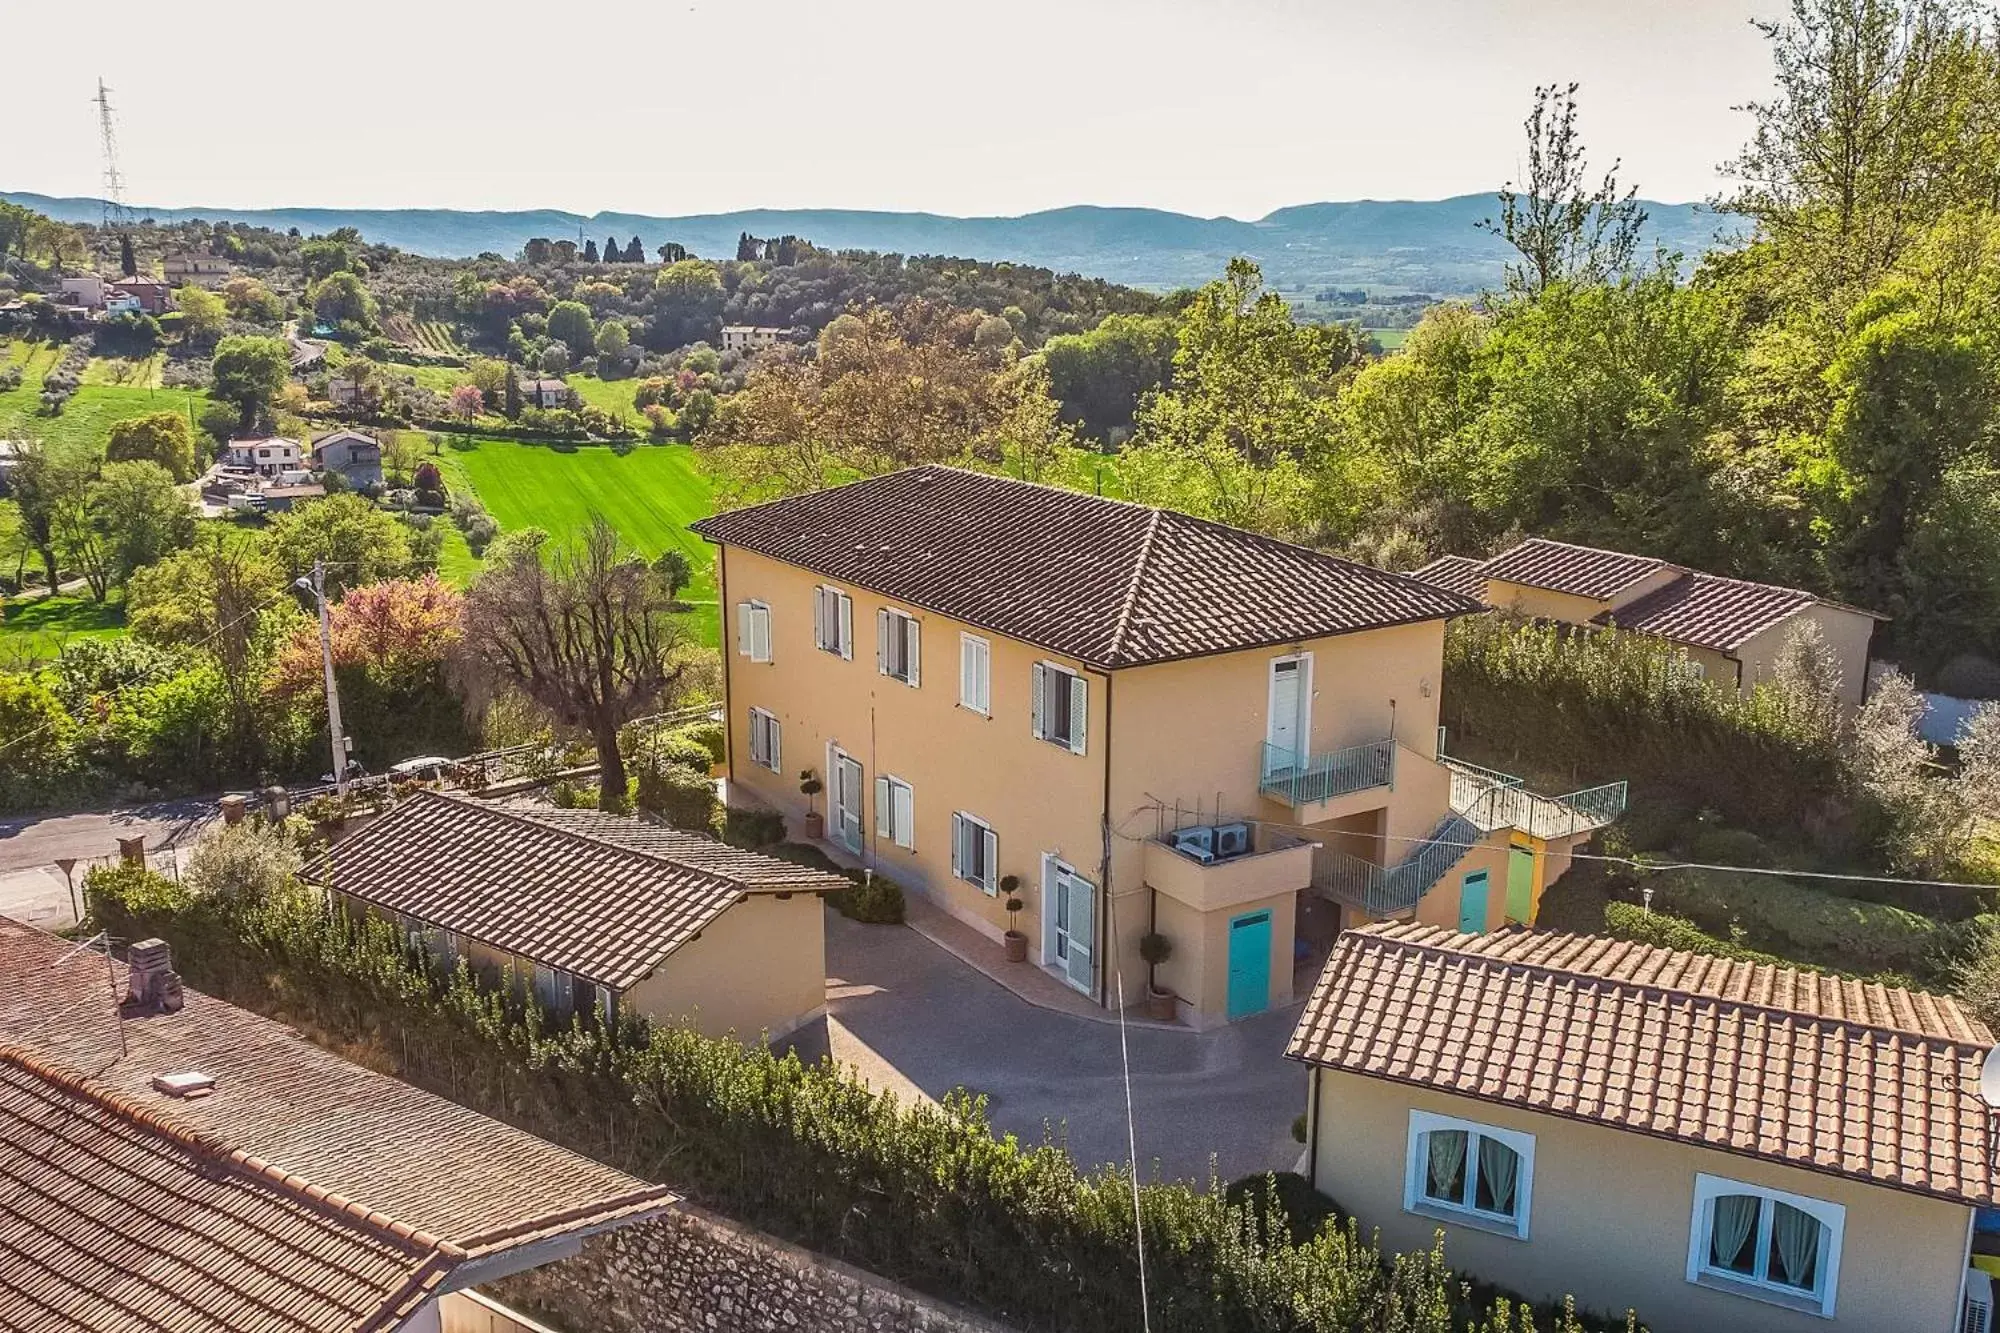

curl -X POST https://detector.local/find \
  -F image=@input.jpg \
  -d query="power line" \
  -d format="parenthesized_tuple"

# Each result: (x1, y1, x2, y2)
(1103, 887, 1153, 1333)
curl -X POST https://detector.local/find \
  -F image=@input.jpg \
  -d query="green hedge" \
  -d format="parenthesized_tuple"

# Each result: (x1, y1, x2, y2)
(1602, 903, 1790, 967)
(84, 866, 1637, 1333)
(1646, 869, 1941, 976)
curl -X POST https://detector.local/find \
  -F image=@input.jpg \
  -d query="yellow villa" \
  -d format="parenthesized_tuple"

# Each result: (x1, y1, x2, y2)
(692, 466, 1625, 1027)
(1291, 923, 2000, 1333)
(1415, 537, 1882, 705)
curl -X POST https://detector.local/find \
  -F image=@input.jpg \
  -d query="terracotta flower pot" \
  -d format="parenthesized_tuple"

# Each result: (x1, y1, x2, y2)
(1145, 986, 1178, 1023)
(1003, 930, 1028, 963)
(803, 810, 824, 840)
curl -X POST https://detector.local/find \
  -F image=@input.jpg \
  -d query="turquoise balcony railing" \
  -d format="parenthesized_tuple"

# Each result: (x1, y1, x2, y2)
(1310, 812, 1480, 917)
(1259, 739, 1395, 807)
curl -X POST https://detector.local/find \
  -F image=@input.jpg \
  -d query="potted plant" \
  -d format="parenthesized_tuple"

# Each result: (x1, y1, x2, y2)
(1139, 932, 1177, 1021)
(1000, 875, 1027, 962)
(799, 768, 824, 839)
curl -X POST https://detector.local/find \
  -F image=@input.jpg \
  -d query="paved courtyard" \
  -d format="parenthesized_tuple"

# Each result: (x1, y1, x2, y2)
(793, 907, 1308, 1185)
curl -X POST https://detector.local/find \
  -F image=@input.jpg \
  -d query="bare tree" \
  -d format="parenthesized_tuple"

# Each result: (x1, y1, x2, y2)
(460, 518, 686, 808)
(1478, 82, 1649, 295)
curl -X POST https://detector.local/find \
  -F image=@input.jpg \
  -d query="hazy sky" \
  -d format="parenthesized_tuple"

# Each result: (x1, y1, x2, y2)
(10, 0, 1786, 218)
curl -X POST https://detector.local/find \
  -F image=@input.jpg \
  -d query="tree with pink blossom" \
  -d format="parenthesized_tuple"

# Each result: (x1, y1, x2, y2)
(449, 383, 483, 420)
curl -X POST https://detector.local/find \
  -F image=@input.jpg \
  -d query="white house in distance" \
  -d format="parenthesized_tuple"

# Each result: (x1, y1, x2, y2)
(520, 377, 573, 409)
(57, 275, 105, 310)
(219, 436, 304, 476)
(310, 428, 384, 488)
(720, 325, 787, 354)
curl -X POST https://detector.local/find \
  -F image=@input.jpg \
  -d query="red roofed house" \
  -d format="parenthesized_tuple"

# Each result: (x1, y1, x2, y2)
(1290, 922, 2000, 1331)
(0, 915, 674, 1333)
(693, 467, 1630, 1028)
(1412, 538, 1881, 705)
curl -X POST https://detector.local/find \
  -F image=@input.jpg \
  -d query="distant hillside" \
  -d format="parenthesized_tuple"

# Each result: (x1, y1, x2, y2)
(2, 190, 1740, 294)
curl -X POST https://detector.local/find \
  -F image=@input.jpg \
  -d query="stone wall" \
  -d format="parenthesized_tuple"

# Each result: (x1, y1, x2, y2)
(488, 1204, 1012, 1333)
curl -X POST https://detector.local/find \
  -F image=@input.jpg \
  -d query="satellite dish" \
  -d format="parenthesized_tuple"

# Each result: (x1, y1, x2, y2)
(1979, 1047, 2000, 1109)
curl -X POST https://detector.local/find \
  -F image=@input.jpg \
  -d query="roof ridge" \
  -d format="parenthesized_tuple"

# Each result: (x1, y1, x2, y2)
(1355, 925, 1985, 1046)
(1106, 507, 1164, 662)
(0, 1039, 460, 1259)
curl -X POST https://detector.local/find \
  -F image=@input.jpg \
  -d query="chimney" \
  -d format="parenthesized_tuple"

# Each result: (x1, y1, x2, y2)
(219, 794, 247, 826)
(122, 939, 185, 1015)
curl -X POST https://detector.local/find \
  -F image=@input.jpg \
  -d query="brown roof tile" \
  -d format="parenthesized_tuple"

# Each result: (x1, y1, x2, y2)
(302, 793, 847, 989)
(1480, 538, 1667, 600)
(1287, 923, 2000, 1205)
(690, 466, 1480, 668)
(0, 917, 674, 1248)
(1409, 554, 1488, 600)
(1594, 570, 1820, 652)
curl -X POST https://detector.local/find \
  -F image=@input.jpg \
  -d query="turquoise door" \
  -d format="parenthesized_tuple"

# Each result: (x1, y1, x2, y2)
(1458, 871, 1490, 933)
(1226, 910, 1273, 1019)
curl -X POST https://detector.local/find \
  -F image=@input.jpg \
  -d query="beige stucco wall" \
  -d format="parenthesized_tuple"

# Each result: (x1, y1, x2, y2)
(625, 892, 826, 1042)
(1411, 835, 1513, 932)
(1486, 579, 1613, 626)
(1152, 885, 1296, 1023)
(1735, 604, 1876, 706)
(1309, 1068, 1969, 1333)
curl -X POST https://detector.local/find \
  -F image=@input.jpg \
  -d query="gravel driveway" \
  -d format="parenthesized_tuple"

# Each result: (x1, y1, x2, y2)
(794, 907, 1307, 1185)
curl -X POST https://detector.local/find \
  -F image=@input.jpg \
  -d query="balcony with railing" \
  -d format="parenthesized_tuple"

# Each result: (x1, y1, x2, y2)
(1445, 758, 1627, 840)
(1308, 812, 1480, 919)
(1259, 738, 1396, 810)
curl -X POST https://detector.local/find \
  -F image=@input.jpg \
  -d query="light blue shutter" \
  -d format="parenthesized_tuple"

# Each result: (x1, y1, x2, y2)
(839, 594, 854, 660)
(813, 588, 828, 650)
(904, 617, 920, 686)
(1067, 673, 1088, 754)
(981, 827, 998, 894)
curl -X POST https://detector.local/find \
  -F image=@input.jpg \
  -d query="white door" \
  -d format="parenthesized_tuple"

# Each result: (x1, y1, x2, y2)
(1267, 657, 1306, 767)
(1045, 857, 1095, 994)
(831, 751, 865, 853)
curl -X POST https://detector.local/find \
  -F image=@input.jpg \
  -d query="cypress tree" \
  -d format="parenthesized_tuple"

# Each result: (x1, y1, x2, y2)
(504, 367, 522, 419)
(582, 239, 600, 264)
(119, 233, 137, 276)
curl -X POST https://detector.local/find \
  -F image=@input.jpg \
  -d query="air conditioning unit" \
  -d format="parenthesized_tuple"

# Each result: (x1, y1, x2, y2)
(1967, 1271, 1994, 1333)
(1170, 826, 1215, 864)
(1214, 822, 1251, 859)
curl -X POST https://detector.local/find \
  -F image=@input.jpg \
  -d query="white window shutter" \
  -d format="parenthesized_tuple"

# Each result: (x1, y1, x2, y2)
(753, 606, 771, 662)
(747, 712, 762, 767)
(874, 776, 891, 839)
(960, 637, 977, 708)
(1068, 674, 1088, 754)
(904, 618, 920, 686)
(736, 602, 753, 656)
(892, 781, 915, 849)
(876, 608, 890, 674)
(982, 828, 998, 894)
(839, 594, 854, 660)
(768, 716, 781, 771)
(951, 813, 965, 877)
(813, 588, 827, 650)
(1031, 663, 1046, 738)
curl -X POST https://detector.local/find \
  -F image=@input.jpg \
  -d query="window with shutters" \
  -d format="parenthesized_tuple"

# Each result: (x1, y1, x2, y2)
(747, 707, 781, 772)
(951, 812, 998, 893)
(874, 774, 915, 850)
(813, 585, 853, 659)
(1030, 662, 1088, 754)
(736, 600, 772, 663)
(877, 608, 921, 685)
(959, 634, 991, 714)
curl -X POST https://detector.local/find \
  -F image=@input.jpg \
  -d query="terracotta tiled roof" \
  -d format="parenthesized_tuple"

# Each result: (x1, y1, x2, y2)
(1287, 923, 2000, 1205)
(1409, 554, 1488, 600)
(302, 792, 846, 989)
(0, 917, 675, 1250)
(690, 466, 1480, 668)
(1480, 538, 1667, 600)
(510, 803, 844, 887)
(0, 1043, 452, 1333)
(1594, 570, 1820, 652)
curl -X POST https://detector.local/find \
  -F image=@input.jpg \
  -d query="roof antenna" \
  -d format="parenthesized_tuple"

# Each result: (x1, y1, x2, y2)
(51, 931, 129, 1060)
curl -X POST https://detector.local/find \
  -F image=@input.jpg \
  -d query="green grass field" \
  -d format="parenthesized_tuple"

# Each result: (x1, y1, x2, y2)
(0, 340, 213, 457)
(1365, 327, 1410, 351)
(566, 374, 639, 418)
(0, 591, 127, 666)
(401, 364, 471, 393)
(82, 354, 165, 388)
(437, 438, 719, 642)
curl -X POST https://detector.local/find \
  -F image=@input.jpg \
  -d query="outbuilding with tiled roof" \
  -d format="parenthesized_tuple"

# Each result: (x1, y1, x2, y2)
(1290, 921, 1996, 1331)
(304, 792, 847, 1041)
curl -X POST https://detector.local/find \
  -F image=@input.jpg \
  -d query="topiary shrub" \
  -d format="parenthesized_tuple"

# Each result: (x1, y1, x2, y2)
(833, 869, 905, 924)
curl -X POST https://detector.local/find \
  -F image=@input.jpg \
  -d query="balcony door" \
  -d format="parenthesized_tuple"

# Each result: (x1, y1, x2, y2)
(1042, 854, 1095, 995)
(1266, 655, 1312, 771)
(829, 748, 865, 854)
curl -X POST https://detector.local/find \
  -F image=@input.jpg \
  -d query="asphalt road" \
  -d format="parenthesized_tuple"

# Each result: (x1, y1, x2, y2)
(0, 800, 215, 931)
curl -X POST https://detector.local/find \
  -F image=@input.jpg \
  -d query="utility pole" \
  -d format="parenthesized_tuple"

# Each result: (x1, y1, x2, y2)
(95, 79, 128, 230)
(295, 559, 350, 796)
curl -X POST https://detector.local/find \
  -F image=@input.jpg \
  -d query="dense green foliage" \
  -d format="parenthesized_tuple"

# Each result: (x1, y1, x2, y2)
(84, 863, 1637, 1333)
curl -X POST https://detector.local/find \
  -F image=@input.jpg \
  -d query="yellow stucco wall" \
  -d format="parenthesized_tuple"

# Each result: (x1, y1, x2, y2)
(1735, 604, 1876, 706)
(1411, 836, 1513, 932)
(1485, 580, 1613, 625)
(624, 892, 826, 1041)
(718, 543, 1461, 1018)
(1309, 1069, 1969, 1333)
(1153, 885, 1296, 1022)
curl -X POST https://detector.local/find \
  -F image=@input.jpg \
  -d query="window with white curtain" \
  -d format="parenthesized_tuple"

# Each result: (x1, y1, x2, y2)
(1403, 1111, 1533, 1238)
(1686, 1174, 1843, 1316)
